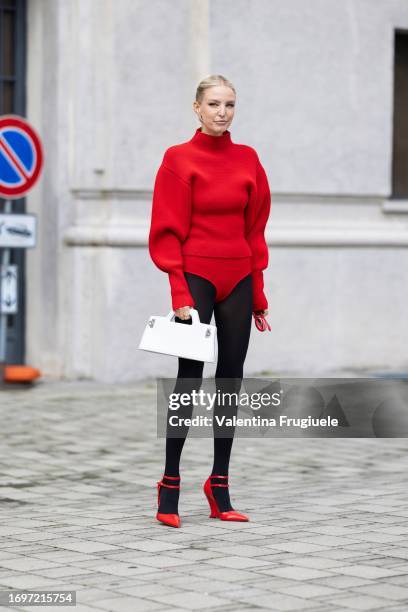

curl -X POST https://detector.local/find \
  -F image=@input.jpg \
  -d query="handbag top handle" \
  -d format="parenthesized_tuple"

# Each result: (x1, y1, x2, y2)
(166, 308, 200, 324)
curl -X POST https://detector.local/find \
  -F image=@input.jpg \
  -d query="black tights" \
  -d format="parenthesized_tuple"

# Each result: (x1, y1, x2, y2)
(159, 272, 253, 513)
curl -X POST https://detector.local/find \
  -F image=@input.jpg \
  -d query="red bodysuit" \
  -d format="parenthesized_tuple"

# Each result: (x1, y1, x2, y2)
(148, 127, 271, 312)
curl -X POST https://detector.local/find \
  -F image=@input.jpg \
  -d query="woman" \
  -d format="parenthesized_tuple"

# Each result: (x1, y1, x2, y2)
(148, 74, 271, 527)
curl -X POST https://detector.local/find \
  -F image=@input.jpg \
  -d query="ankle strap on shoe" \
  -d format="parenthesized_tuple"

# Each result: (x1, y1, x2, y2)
(159, 475, 181, 489)
(210, 474, 229, 487)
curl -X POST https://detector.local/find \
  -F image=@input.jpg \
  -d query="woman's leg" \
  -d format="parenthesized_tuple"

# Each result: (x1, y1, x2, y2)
(211, 273, 253, 511)
(158, 273, 216, 514)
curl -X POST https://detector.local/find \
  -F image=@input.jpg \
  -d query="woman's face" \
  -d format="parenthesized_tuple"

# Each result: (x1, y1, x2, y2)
(194, 85, 236, 135)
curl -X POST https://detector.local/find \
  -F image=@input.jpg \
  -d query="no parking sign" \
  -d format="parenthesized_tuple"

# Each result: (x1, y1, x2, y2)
(0, 116, 42, 363)
(0, 115, 43, 198)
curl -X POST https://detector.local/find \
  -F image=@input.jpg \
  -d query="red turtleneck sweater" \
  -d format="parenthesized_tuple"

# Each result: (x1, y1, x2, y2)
(148, 127, 271, 312)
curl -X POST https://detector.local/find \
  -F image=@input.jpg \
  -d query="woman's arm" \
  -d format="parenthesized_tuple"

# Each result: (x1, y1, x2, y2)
(148, 151, 195, 311)
(245, 154, 271, 313)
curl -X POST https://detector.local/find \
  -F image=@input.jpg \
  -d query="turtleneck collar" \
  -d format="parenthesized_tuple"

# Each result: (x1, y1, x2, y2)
(190, 127, 232, 151)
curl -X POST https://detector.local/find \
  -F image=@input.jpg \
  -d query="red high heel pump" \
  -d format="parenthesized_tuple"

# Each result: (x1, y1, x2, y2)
(156, 475, 181, 528)
(203, 475, 249, 522)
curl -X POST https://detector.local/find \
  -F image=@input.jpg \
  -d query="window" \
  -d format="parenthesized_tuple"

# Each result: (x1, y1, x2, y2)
(391, 30, 408, 199)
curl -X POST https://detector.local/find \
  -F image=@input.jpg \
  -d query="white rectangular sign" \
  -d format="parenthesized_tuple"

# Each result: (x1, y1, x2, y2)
(0, 264, 18, 314)
(0, 214, 37, 248)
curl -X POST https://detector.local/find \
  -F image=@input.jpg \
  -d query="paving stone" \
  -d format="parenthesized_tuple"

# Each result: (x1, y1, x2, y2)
(350, 581, 408, 600)
(323, 593, 395, 610)
(274, 582, 342, 598)
(142, 590, 231, 609)
(265, 542, 334, 554)
(201, 555, 273, 569)
(96, 596, 166, 611)
(0, 558, 58, 572)
(283, 555, 349, 569)
(236, 592, 318, 610)
(329, 564, 407, 579)
(256, 565, 334, 581)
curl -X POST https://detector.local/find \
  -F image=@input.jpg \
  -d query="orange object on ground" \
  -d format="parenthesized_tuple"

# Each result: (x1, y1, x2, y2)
(4, 365, 41, 383)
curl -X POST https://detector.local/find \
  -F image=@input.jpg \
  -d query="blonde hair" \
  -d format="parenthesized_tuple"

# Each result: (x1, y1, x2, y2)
(195, 74, 236, 103)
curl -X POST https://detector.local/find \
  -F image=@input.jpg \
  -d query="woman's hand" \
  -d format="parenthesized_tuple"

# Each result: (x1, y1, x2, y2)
(175, 306, 192, 320)
(253, 309, 271, 331)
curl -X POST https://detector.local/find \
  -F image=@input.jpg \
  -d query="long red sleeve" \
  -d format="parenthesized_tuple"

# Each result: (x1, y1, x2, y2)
(149, 128, 271, 313)
(148, 151, 196, 311)
(245, 155, 271, 312)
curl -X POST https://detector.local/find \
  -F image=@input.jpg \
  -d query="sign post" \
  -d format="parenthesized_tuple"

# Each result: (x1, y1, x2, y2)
(0, 115, 43, 385)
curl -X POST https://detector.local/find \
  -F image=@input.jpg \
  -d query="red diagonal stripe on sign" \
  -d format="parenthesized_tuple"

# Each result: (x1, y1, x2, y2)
(0, 133, 30, 182)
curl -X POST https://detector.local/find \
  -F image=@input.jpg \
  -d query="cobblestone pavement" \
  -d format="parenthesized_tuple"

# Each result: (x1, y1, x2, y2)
(0, 377, 408, 611)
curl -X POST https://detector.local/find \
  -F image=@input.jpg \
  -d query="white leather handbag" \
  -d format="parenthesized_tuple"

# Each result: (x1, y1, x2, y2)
(138, 308, 218, 363)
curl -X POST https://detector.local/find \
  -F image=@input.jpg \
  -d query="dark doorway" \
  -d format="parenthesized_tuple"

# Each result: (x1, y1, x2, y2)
(392, 30, 408, 198)
(0, 0, 27, 363)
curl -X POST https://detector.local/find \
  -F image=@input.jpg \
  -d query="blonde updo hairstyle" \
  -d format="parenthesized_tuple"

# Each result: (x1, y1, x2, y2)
(195, 74, 236, 104)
